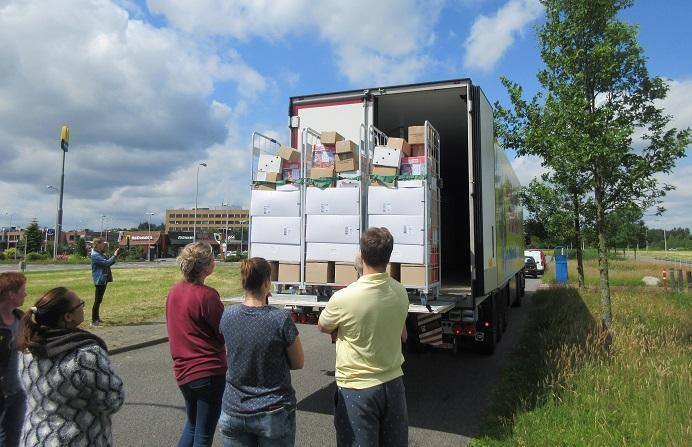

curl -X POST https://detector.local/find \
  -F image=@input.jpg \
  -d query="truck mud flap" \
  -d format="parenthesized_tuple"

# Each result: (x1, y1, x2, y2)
(416, 313, 443, 346)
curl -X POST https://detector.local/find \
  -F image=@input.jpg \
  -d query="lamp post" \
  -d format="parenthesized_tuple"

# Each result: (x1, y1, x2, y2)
(2, 212, 13, 251)
(146, 212, 155, 261)
(221, 202, 230, 257)
(193, 162, 207, 243)
(100, 215, 107, 238)
(55, 126, 70, 259)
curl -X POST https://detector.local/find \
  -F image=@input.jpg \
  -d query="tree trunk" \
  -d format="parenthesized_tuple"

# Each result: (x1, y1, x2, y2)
(595, 188, 613, 331)
(573, 192, 585, 288)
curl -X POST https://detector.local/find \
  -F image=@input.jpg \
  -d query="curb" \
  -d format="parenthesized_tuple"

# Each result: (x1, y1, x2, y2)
(108, 336, 169, 356)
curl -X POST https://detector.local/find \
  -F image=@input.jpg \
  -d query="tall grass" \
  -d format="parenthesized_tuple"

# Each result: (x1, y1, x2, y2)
(543, 257, 678, 286)
(21, 264, 243, 324)
(474, 286, 692, 446)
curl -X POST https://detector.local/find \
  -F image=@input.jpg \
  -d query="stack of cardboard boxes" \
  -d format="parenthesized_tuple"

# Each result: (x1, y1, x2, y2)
(304, 131, 362, 284)
(367, 125, 436, 287)
(254, 145, 301, 191)
(249, 189, 302, 281)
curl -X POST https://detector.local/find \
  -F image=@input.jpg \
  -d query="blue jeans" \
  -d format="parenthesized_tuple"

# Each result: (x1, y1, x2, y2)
(218, 406, 296, 447)
(178, 374, 225, 447)
(0, 391, 26, 447)
(334, 376, 408, 447)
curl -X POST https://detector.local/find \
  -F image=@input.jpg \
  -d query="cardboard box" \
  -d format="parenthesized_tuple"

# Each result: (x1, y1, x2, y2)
(250, 216, 301, 245)
(335, 152, 358, 172)
(386, 138, 411, 157)
(410, 144, 425, 157)
(370, 165, 398, 187)
(368, 214, 424, 245)
(400, 264, 426, 287)
(258, 154, 283, 173)
(282, 162, 301, 182)
(306, 214, 360, 244)
(387, 262, 401, 281)
(335, 263, 359, 285)
(253, 183, 276, 191)
(368, 186, 424, 215)
(276, 183, 300, 192)
(278, 146, 301, 162)
(397, 179, 425, 188)
(250, 243, 301, 262)
(408, 126, 425, 145)
(250, 190, 300, 216)
(337, 173, 361, 188)
(336, 139, 358, 155)
(312, 145, 336, 168)
(390, 244, 424, 264)
(320, 131, 344, 145)
(305, 262, 335, 283)
(372, 146, 402, 168)
(306, 243, 360, 262)
(400, 156, 427, 176)
(306, 187, 360, 215)
(309, 166, 335, 181)
(278, 262, 300, 282)
(255, 171, 282, 183)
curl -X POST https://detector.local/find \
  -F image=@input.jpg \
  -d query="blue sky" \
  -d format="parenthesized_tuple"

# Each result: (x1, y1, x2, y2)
(0, 0, 689, 231)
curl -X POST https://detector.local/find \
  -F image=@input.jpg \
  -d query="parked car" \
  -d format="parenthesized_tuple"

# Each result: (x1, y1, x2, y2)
(524, 256, 538, 278)
(524, 249, 546, 274)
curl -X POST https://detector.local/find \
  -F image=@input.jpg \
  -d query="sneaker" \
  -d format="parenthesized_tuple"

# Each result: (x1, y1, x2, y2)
(90, 321, 103, 327)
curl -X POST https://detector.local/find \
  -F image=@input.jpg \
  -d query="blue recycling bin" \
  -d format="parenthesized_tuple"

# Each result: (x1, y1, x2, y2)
(555, 254, 568, 284)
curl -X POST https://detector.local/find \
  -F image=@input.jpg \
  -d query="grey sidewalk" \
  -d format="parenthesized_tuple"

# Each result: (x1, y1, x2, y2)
(88, 319, 169, 355)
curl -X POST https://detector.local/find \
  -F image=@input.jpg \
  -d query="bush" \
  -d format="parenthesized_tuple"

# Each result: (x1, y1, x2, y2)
(2, 248, 18, 259)
(26, 252, 49, 261)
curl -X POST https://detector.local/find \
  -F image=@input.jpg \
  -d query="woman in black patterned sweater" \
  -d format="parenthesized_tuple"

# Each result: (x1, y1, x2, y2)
(17, 287, 125, 447)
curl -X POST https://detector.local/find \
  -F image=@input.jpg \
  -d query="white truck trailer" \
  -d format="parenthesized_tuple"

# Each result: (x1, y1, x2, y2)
(247, 79, 525, 354)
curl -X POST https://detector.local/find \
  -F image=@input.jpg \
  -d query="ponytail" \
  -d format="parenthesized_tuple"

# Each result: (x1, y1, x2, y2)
(17, 287, 75, 354)
(240, 257, 272, 297)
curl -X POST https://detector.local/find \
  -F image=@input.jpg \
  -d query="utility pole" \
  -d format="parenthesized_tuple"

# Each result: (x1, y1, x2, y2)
(193, 162, 207, 243)
(55, 126, 69, 259)
(222, 202, 230, 257)
(146, 212, 155, 261)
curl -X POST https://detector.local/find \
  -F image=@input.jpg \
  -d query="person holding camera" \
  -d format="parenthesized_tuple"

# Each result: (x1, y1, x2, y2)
(90, 237, 119, 327)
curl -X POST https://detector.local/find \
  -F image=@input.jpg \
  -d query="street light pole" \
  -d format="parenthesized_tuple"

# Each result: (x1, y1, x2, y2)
(221, 202, 230, 257)
(100, 215, 107, 238)
(193, 162, 207, 243)
(2, 212, 13, 251)
(146, 212, 155, 261)
(46, 185, 59, 255)
(55, 126, 70, 259)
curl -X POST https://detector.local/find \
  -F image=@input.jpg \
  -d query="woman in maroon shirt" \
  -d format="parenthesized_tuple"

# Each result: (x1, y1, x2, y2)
(166, 242, 226, 447)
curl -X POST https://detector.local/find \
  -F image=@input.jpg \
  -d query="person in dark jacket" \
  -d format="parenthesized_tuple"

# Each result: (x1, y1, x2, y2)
(0, 272, 27, 447)
(90, 237, 120, 327)
(17, 287, 125, 446)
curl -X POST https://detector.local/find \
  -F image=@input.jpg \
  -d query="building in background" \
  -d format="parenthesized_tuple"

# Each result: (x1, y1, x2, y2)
(117, 231, 168, 260)
(165, 207, 248, 235)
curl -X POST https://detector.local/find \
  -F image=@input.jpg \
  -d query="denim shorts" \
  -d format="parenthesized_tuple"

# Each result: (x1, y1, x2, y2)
(218, 405, 296, 447)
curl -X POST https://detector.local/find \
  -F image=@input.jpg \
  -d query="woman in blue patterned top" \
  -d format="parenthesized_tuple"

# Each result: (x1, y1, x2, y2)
(218, 257, 304, 446)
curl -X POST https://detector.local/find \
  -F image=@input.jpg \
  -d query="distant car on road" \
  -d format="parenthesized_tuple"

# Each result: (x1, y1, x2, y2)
(524, 249, 546, 274)
(524, 256, 538, 278)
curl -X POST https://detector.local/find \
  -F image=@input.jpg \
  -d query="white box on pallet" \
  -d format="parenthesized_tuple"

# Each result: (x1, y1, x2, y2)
(257, 154, 283, 173)
(372, 146, 402, 167)
(306, 215, 360, 244)
(390, 244, 425, 264)
(368, 214, 424, 245)
(250, 190, 300, 216)
(250, 243, 300, 262)
(306, 187, 360, 215)
(306, 243, 360, 262)
(367, 187, 424, 215)
(250, 216, 301, 245)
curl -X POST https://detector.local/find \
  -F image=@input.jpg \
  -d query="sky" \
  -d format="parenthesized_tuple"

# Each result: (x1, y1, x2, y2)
(0, 0, 690, 232)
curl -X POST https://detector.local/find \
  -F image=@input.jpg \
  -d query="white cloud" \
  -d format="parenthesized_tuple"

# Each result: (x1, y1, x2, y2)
(463, 0, 543, 71)
(510, 154, 550, 186)
(147, 0, 443, 85)
(0, 0, 267, 229)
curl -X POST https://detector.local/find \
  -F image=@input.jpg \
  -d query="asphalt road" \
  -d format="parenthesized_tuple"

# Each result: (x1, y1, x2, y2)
(111, 278, 540, 446)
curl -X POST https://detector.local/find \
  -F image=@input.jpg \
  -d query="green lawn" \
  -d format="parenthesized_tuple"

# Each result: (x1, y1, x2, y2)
(473, 286, 691, 446)
(21, 264, 243, 324)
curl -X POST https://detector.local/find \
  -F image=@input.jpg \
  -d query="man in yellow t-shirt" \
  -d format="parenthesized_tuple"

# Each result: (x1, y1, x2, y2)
(318, 227, 409, 446)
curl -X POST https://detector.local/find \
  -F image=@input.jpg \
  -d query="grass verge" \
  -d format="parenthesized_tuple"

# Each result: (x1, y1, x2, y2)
(21, 263, 243, 324)
(473, 286, 692, 446)
(543, 257, 679, 287)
